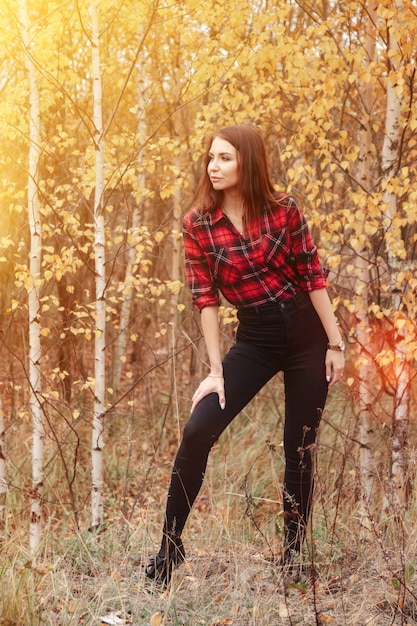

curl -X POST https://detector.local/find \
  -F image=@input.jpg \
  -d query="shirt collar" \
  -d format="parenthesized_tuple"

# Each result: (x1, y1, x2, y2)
(196, 205, 225, 227)
(203, 205, 271, 226)
(210, 206, 225, 225)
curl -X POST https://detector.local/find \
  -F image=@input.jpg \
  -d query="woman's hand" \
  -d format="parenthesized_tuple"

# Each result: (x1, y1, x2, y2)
(325, 350, 345, 387)
(191, 374, 225, 413)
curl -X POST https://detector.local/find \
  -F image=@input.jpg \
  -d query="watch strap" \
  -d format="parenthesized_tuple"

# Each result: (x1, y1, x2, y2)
(327, 341, 345, 351)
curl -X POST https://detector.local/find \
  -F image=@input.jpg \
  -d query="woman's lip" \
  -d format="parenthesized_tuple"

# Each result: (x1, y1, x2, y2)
(210, 177, 221, 182)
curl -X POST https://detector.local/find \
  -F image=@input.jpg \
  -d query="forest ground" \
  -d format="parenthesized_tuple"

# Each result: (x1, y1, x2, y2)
(1, 381, 417, 625)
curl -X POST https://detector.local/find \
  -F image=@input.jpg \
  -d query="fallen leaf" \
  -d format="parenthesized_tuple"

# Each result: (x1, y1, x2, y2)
(100, 616, 123, 625)
(99, 612, 132, 625)
(150, 612, 162, 626)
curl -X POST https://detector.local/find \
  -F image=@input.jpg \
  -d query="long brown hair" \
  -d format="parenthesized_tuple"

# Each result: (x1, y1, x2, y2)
(191, 125, 278, 225)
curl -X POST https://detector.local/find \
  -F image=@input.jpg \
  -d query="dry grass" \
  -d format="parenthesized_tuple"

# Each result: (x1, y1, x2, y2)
(1, 383, 417, 625)
(1, 509, 417, 626)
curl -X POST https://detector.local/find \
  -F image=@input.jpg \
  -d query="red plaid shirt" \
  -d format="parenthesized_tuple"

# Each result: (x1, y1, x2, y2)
(183, 195, 328, 312)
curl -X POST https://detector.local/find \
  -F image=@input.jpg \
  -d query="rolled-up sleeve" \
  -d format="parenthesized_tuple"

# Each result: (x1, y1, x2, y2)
(183, 212, 221, 312)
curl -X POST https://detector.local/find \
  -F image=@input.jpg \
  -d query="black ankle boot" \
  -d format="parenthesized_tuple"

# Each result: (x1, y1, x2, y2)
(281, 547, 309, 583)
(282, 512, 309, 583)
(145, 534, 185, 586)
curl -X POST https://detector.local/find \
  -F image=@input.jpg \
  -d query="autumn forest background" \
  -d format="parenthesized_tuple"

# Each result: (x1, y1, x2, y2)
(0, 0, 417, 624)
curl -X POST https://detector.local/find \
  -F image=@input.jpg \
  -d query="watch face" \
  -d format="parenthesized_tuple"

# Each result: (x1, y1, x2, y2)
(340, 341, 346, 351)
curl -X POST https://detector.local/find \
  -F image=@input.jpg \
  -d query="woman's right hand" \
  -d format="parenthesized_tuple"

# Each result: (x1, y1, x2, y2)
(191, 375, 225, 414)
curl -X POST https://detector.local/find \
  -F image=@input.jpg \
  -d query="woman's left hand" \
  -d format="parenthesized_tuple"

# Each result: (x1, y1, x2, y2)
(325, 349, 345, 387)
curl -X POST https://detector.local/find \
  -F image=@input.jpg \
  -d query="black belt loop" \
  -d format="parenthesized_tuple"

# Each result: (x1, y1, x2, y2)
(280, 289, 307, 312)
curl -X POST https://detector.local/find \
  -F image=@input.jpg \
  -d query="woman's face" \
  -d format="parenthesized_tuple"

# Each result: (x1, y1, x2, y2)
(207, 137, 239, 193)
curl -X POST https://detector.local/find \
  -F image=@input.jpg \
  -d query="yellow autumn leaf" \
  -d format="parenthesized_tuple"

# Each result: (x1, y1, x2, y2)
(167, 280, 182, 294)
(150, 612, 162, 626)
(395, 318, 406, 330)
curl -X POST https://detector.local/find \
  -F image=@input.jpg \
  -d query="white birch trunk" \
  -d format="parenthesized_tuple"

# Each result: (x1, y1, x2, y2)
(112, 101, 148, 396)
(90, 0, 106, 529)
(357, 256, 374, 538)
(170, 159, 182, 441)
(380, 0, 410, 511)
(356, 2, 377, 539)
(18, 0, 44, 557)
(112, 208, 140, 396)
(170, 200, 181, 316)
(0, 396, 6, 537)
(112, 56, 153, 394)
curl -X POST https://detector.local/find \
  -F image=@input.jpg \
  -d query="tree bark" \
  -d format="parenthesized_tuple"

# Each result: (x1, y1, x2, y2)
(90, 0, 106, 529)
(356, 0, 377, 540)
(169, 156, 183, 442)
(18, 0, 44, 556)
(380, 0, 410, 512)
(0, 396, 6, 538)
(112, 207, 140, 397)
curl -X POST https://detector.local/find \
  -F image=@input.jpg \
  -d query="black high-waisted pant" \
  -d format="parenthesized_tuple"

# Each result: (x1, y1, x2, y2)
(162, 290, 329, 551)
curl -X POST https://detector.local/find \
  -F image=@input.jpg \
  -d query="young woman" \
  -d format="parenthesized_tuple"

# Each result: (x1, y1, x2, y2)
(146, 125, 345, 585)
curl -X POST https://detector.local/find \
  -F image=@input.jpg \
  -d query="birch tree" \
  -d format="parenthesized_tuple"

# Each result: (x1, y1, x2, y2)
(90, 0, 106, 529)
(18, 0, 44, 555)
(111, 206, 141, 397)
(355, 1, 378, 538)
(111, 69, 149, 397)
(0, 396, 6, 537)
(380, 0, 411, 510)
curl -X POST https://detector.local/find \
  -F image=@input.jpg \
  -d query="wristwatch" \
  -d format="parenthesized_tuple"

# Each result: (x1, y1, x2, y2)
(327, 341, 345, 352)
